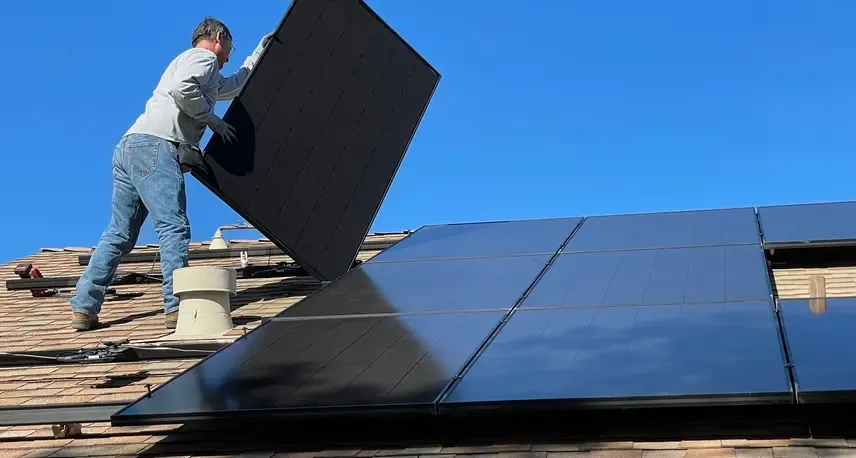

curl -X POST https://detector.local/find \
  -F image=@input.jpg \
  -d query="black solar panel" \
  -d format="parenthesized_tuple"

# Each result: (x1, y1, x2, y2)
(440, 302, 792, 410)
(758, 201, 856, 248)
(275, 255, 552, 318)
(779, 297, 856, 403)
(368, 217, 582, 263)
(521, 245, 771, 309)
(112, 311, 506, 424)
(563, 207, 761, 253)
(193, 0, 440, 281)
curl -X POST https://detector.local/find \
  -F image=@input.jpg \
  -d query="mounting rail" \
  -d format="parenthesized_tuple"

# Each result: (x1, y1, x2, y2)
(5, 261, 362, 291)
(76, 239, 398, 266)
(0, 402, 128, 426)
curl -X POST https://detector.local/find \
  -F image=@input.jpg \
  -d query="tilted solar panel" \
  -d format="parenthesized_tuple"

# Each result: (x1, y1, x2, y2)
(758, 201, 856, 248)
(193, 0, 440, 281)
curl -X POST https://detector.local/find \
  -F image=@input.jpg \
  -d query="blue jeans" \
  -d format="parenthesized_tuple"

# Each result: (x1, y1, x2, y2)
(70, 133, 191, 317)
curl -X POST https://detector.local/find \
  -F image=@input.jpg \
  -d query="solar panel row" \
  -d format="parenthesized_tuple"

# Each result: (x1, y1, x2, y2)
(113, 218, 582, 423)
(437, 208, 791, 410)
(757, 201, 856, 248)
(114, 206, 825, 425)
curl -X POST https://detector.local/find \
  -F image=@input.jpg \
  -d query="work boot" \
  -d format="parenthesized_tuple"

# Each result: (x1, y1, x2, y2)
(165, 311, 178, 329)
(71, 312, 98, 331)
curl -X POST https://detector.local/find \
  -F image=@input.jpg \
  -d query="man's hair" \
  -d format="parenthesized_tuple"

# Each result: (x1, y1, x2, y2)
(191, 17, 232, 47)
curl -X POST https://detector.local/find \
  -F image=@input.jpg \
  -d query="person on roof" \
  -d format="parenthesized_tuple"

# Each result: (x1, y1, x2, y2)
(68, 17, 273, 331)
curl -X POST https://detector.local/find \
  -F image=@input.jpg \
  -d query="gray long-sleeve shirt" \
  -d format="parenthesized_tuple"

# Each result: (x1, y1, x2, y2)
(125, 47, 257, 148)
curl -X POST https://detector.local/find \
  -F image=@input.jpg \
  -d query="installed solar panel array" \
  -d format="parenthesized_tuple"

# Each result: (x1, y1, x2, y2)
(756, 201, 856, 404)
(118, 204, 856, 425)
(112, 217, 583, 423)
(441, 208, 793, 410)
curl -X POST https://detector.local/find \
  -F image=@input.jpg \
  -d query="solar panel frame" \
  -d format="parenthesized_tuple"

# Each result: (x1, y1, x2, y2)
(438, 301, 793, 412)
(190, 0, 441, 281)
(758, 201, 856, 249)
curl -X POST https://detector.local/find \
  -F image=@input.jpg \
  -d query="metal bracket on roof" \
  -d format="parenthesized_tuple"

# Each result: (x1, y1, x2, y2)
(5, 258, 355, 291)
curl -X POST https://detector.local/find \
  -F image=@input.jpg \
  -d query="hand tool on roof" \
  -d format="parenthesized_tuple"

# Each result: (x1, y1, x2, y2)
(14, 264, 57, 297)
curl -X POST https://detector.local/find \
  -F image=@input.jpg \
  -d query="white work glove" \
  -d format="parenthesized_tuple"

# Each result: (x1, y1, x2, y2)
(244, 32, 275, 70)
(256, 32, 275, 55)
(208, 115, 236, 144)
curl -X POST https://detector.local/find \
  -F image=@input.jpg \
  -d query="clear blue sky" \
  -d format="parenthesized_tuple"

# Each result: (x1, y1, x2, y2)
(2, 0, 855, 263)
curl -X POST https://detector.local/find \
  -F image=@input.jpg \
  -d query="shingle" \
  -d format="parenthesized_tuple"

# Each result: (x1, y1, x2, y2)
(4, 224, 856, 458)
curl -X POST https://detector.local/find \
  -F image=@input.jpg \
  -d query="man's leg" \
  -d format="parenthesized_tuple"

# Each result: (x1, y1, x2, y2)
(130, 134, 191, 328)
(70, 138, 148, 330)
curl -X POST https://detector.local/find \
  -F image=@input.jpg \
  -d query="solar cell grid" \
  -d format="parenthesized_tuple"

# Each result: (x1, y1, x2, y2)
(193, 0, 441, 281)
(521, 244, 771, 309)
(113, 311, 507, 423)
(779, 297, 856, 403)
(563, 207, 761, 253)
(368, 217, 582, 263)
(275, 255, 552, 319)
(758, 201, 856, 248)
(440, 301, 792, 410)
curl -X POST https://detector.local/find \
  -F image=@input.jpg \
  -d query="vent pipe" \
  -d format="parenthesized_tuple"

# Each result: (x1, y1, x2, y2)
(209, 228, 230, 250)
(171, 266, 237, 337)
(208, 222, 255, 250)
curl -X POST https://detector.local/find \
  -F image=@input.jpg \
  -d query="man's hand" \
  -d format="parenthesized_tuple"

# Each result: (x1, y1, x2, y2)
(208, 115, 237, 144)
(254, 32, 275, 57)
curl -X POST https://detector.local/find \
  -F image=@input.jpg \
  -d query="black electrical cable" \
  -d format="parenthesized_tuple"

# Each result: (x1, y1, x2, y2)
(0, 343, 216, 365)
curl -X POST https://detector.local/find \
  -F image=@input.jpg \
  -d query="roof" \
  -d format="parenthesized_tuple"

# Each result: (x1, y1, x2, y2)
(0, 231, 854, 457)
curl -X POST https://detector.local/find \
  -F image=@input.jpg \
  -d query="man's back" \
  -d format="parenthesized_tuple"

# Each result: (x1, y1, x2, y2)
(126, 47, 223, 148)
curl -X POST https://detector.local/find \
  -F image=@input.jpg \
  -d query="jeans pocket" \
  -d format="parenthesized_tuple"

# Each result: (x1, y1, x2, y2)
(127, 141, 160, 178)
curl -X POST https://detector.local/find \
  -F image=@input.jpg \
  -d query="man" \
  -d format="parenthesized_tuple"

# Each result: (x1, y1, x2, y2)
(69, 17, 273, 331)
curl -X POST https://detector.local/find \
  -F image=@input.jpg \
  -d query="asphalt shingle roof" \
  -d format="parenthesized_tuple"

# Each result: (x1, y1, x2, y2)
(0, 231, 854, 457)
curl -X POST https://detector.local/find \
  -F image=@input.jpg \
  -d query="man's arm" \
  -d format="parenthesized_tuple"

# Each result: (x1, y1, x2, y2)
(216, 32, 275, 101)
(168, 50, 220, 122)
(216, 66, 250, 101)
